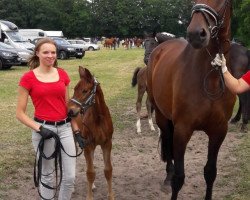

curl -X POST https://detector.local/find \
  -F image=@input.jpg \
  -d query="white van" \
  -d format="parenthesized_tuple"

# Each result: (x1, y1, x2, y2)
(44, 31, 64, 38)
(0, 20, 35, 51)
(19, 29, 45, 42)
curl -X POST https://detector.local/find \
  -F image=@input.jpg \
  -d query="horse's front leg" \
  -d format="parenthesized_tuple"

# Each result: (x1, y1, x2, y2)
(204, 129, 227, 200)
(171, 126, 192, 200)
(101, 140, 115, 200)
(84, 147, 96, 200)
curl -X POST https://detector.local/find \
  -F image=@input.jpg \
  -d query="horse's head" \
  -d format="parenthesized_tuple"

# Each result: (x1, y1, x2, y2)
(187, 0, 232, 49)
(144, 37, 159, 65)
(68, 66, 98, 118)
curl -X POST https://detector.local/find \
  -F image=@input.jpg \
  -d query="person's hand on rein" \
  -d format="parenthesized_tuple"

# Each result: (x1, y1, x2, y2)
(74, 130, 85, 149)
(38, 126, 55, 139)
(211, 53, 228, 73)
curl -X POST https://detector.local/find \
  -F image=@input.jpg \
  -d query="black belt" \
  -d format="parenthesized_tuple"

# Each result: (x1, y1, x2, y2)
(34, 117, 71, 126)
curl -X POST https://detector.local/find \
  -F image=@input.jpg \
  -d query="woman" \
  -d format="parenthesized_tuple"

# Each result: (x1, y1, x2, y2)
(16, 38, 84, 200)
(212, 53, 250, 94)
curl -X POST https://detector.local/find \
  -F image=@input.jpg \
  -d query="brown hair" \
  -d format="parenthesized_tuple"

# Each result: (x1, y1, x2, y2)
(28, 37, 58, 69)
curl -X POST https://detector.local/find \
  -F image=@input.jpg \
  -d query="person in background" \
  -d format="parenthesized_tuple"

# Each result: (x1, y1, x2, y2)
(16, 37, 84, 200)
(212, 53, 250, 94)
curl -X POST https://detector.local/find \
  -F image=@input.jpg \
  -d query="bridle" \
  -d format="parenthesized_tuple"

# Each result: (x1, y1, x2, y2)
(70, 77, 99, 114)
(191, 0, 230, 39)
(191, 1, 231, 100)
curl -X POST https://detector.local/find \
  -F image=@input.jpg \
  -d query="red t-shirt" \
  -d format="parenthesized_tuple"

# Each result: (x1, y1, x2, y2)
(242, 71, 250, 85)
(19, 68, 70, 121)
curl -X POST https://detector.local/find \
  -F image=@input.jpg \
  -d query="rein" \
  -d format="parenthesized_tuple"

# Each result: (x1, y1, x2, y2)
(34, 132, 83, 200)
(191, 1, 230, 100)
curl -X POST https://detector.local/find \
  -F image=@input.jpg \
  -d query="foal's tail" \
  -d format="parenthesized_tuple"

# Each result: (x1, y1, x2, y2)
(131, 67, 141, 87)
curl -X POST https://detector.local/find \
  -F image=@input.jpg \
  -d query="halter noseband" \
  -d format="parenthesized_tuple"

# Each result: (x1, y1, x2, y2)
(70, 77, 99, 114)
(191, 2, 229, 38)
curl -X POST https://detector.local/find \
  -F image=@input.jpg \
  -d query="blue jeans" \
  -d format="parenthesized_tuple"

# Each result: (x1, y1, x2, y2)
(32, 122, 76, 200)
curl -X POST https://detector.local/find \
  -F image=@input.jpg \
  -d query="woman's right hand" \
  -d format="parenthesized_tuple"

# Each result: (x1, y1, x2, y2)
(38, 126, 55, 139)
(211, 53, 228, 73)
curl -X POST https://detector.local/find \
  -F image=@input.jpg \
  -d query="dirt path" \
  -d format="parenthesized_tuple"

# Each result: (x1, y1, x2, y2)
(4, 115, 243, 200)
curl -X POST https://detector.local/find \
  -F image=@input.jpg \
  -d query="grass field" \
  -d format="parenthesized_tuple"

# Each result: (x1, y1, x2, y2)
(0, 47, 249, 199)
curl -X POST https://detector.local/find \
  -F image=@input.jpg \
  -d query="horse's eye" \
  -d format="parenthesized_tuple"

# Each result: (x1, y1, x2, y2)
(82, 90, 87, 94)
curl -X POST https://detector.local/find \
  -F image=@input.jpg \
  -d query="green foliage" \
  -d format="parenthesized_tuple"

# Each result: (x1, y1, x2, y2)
(233, 0, 250, 46)
(0, 0, 249, 43)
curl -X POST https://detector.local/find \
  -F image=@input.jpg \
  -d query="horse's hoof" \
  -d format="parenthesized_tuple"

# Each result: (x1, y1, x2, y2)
(230, 119, 238, 124)
(240, 127, 248, 133)
(160, 181, 171, 194)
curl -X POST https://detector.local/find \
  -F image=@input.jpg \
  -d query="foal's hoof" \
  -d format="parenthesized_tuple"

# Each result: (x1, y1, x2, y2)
(92, 183, 96, 191)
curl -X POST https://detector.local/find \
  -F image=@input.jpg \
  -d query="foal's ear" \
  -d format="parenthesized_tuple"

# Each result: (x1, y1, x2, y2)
(79, 66, 86, 79)
(79, 66, 92, 81)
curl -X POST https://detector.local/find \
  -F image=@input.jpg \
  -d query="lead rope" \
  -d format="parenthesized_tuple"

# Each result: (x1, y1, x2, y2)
(34, 132, 83, 200)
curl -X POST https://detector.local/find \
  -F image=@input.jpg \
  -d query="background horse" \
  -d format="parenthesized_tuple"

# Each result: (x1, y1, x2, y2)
(230, 42, 250, 132)
(147, 1, 234, 200)
(132, 67, 155, 134)
(134, 38, 143, 48)
(104, 38, 116, 49)
(68, 66, 114, 200)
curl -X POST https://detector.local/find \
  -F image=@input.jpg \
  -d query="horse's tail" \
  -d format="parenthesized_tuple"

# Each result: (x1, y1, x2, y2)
(131, 67, 141, 87)
(159, 120, 174, 162)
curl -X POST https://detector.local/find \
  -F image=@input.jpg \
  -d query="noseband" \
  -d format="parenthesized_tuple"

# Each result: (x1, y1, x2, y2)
(191, 1, 229, 38)
(70, 77, 99, 114)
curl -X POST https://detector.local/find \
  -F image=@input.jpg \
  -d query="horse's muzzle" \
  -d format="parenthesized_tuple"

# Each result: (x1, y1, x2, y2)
(67, 109, 80, 118)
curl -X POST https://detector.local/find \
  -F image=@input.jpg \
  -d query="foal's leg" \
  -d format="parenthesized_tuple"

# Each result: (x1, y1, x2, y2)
(146, 95, 156, 132)
(84, 147, 96, 200)
(204, 130, 227, 200)
(136, 85, 146, 134)
(101, 140, 114, 200)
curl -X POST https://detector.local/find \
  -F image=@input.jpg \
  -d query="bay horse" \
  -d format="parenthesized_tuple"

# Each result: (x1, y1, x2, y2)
(134, 38, 143, 48)
(147, 1, 234, 200)
(67, 66, 114, 200)
(230, 42, 250, 132)
(104, 38, 115, 49)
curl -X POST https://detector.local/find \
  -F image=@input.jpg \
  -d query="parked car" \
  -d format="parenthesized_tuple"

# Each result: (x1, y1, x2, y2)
(0, 48, 21, 69)
(51, 37, 85, 59)
(0, 42, 32, 65)
(67, 39, 100, 51)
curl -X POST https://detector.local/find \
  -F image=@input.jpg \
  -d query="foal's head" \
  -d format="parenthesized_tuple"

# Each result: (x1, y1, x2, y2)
(68, 66, 98, 118)
(187, 0, 232, 49)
